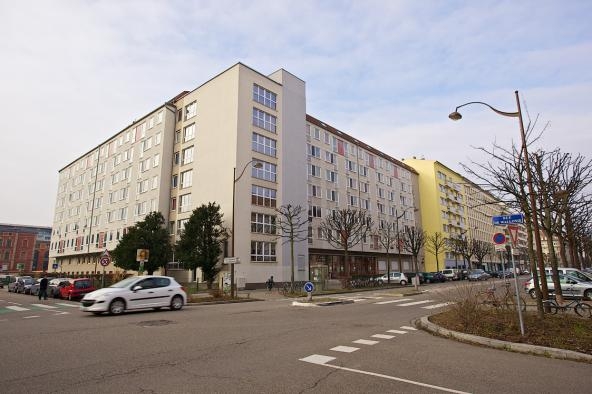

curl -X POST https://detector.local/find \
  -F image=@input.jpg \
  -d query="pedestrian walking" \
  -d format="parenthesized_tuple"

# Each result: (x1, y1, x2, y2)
(266, 276, 274, 291)
(39, 274, 49, 300)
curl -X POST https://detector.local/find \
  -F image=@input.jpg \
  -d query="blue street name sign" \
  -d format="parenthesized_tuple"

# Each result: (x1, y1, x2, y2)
(492, 213, 524, 225)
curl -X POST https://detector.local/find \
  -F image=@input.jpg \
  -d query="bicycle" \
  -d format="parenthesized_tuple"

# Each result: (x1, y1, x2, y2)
(542, 298, 592, 318)
(478, 282, 526, 312)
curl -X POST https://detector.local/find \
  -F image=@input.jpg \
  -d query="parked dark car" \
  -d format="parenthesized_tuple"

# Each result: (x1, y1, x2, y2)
(404, 272, 425, 285)
(424, 272, 446, 283)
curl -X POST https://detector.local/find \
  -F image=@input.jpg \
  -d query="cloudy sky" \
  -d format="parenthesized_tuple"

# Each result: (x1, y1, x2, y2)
(1, 0, 591, 226)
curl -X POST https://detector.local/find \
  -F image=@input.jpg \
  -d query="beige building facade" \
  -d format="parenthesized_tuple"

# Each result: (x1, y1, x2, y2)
(49, 63, 422, 287)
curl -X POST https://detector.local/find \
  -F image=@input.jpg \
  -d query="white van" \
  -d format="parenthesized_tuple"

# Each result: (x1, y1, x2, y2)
(441, 269, 461, 281)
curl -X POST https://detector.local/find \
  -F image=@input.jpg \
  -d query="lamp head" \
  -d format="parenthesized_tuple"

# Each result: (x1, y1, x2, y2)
(253, 162, 263, 169)
(448, 111, 462, 121)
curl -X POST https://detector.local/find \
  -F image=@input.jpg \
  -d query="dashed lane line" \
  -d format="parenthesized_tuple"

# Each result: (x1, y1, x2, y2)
(386, 330, 408, 334)
(353, 339, 379, 346)
(23, 316, 40, 319)
(330, 346, 359, 353)
(397, 300, 434, 307)
(6, 306, 29, 312)
(400, 326, 417, 331)
(371, 334, 395, 339)
(55, 303, 79, 308)
(374, 298, 412, 305)
(31, 304, 58, 309)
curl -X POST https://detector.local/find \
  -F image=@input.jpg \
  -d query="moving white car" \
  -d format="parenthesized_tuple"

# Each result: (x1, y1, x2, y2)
(80, 275, 187, 315)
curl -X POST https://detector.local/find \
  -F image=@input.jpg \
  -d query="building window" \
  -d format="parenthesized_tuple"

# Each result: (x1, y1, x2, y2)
(185, 101, 197, 119)
(184, 124, 195, 142)
(309, 206, 322, 218)
(252, 108, 277, 133)
(251, 185, 277, 207)
(251, 241, 276, 262)
(325, 151, 336, 164)
(153, 154, 160, 167)
(308, 145, 321, 158)
(347, 160, 357, 172)
(251, 213, 276, 234)
(177, 219, 189, 235)
(182, 146, 194, 165)
(308, 184, 322, 197)
(252, 160, 276, 182)
(252, 133, 277, 157)
(173, 151, 180, 165)
(180, 170, 193, 189)
(253, 84, 277, 110)
(326, 189, 338, 202)
(172, 175, 178, 188)
(179, 194, 192, 213)
(170, 198, 176, 211)
(347, 177, 357, 189)
(326, 170, 338, 183)
(349, 195, 358, 207)
(309, 164, 321, 178)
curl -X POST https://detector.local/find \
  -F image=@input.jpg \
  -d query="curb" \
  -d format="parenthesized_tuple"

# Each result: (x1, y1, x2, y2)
(415, 316, 592, 363)
(292, 300, 355, 307)
(186, 298, 261, 306)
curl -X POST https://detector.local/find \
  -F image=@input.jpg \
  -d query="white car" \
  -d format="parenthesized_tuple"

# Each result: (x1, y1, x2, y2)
(80, 275, 187, 315)
(377, 272, 408, 286)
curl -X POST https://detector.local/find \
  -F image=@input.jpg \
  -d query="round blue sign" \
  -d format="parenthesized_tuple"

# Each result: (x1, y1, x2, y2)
(493, 232, 507, 245)
(304, 281, 314, 293)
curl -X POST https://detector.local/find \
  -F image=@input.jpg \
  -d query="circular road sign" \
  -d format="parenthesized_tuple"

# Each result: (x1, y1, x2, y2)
(493, 232, 507, 245)
(304, 282, 315, 293)
(99, 256, 111, 267)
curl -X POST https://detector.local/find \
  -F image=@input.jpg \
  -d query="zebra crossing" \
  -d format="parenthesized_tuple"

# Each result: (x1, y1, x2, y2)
(0, 300, 79, 320)
(332, 294, 452, 310)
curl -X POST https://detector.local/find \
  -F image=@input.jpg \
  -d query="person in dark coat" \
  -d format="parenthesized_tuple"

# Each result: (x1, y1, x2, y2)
(266, 276, 274, 291)
(39, 275, 49, 300)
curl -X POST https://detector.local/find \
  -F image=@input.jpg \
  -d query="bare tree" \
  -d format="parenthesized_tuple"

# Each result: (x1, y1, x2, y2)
(319, 209, 374, 281)
(473, 240, 494, 270)
(275, 204, 308, 293)
(374, 221, 402, 284)
(402, 226, 426, 290)
(425, 231, 447, 272)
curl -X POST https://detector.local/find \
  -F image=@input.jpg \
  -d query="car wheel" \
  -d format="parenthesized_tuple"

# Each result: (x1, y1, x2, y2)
(153, 307, 162, 311)
(92, 312, 103, 316)
(584, 289, 592, 300)
(400, 280, 407, 286)
(529, 289, 537, 299)
(109, 299, 125, 315)
(170, 295, 184, 311)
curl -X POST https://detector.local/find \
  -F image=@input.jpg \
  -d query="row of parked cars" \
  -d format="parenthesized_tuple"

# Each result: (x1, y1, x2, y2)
(5, 276, 95, 300)
(524, 267, 592, 300)
(375, 271, 448, 286)
(4, 274, 188, 316)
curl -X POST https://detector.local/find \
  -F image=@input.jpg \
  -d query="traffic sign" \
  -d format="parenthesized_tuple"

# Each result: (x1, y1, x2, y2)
(52, 263, 59, 270)
(492, 214, 524, 225)
(493, 232, 507, 245)
(304, 282, 315, 293)
(507, 225, 520, 247)
(223, 257, 240, 265)
(99, 256, 110, 267)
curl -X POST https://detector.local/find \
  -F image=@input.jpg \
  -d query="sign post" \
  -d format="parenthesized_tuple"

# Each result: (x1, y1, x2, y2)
(100, 250, 111, 288)
(304, 281, 315, 302)
(223, 257, 240, 298)
(493, 214, 525, 337)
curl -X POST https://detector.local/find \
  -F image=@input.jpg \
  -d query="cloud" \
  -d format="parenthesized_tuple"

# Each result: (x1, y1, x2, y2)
(0, 0, 591, 225)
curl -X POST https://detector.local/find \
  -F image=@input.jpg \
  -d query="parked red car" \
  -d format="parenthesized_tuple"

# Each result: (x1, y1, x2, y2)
(58, 278, 95, 300)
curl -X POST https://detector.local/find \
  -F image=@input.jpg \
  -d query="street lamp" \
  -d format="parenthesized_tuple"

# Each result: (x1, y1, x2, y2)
(448, 91, 545, 274)
(231, 160, 263, 298)
(449, 91, 534, 336)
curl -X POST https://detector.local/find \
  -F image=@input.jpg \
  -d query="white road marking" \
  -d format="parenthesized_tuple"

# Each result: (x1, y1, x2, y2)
(398, 300, 434, 307)
(353, 339, 379, 345)
(299, 354, 335, 364)
(330, 346, 359, 353)
(422, 302, 452, 309)
(23, 316, 40, 319)
(400, 326, 418, 331)
(56, 303, 79, 308)
(31, 304, 58, 309)
(6, 306, 29, 312)
(300, 358, 472, 394)
(371, 334, 395, 339)
(53, 311, 70, 315)
(374, 298, 412, 305)
(387, 330, 408, 334)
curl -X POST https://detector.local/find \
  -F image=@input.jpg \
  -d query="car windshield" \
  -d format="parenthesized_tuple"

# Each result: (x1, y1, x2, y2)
(470, 270, 484, 274)
(109, 277, 141, 288)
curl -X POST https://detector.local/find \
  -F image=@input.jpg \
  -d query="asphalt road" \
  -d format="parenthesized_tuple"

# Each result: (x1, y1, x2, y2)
(0, 282, 589, 394)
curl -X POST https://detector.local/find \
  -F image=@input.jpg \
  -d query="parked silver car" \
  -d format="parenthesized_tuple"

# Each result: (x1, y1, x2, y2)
(14, 277, 35, 294)
(524, 274, 592, 299)
(376, 272, 408, 285)
(467, 269, 491, 281)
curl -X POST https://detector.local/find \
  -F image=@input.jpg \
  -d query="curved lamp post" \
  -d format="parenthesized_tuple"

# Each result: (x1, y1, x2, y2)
(448, 91, 541, 336)
(231, 160, 263, 298)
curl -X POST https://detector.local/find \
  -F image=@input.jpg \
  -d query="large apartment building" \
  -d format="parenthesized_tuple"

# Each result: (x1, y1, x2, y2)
(49, 63, 423, 288)
(403, 158, 518, 272)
